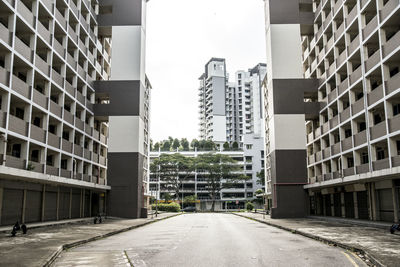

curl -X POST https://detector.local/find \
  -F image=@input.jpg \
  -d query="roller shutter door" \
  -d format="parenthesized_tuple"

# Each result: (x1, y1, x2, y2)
(1, 189, 23, 225)
(44, 191, 57, 221)
(58, 189, 70, 220)
(324, 194, 331, 216)
(71, 190, 81, 219)
(25, 190, 42, 223)
(333, 193, 342, 217)
(84, 191, 90, 217)
(377, 188, 394, 222)
(344, 192, 355, 218)
(357, 191, 369, 219)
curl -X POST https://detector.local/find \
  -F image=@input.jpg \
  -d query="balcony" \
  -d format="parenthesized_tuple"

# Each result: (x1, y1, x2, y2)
(50, 100, 62, 117)
(372, 158, 390, 171)
(385, 72, 400, 95)
(64, 110, 74, 125)
(35, 54, 50, 76)
(389, 115, 400, 133)
(84, 148, 91, 160)
(351, 98, 364, 115)
(46, 165, 59, 176)
(0, 22, 11, 45)
(333, 0, 343, 14)
(37, 21, 51, 44)
(15, 36, 32, 62)
(380, 0, 400, 22)
(55, 9, 67, 30)
(74, 144, 83, 157)
(68, 25, 78, 43)
(340, 107, 351, 122)
(83, 174, 91, 182)
(341, 136, 353, 151)
(0, 112, 6, 128)
(329, 116, 339, 129)
(332, 143, 341, 155)
(346, 6, 358, 26)
(5, 155, 25, 169)
(12, 74, 30, 98)
(322, 147, 331, 158)
(335, 22, 345, 41)
(62, 139, 73, 153)
(48, 132, 60, 148)
(365, 50, 380, 73)
(8, 115, 28, 136)
(76, 90, 85, 105)
(78, 39, 87, 55)
(100, 133, 107, 144)
(327, 63, 335, 77)
(348, 35, 360, 55)
(52, 69, 63, 88)
(328, 88, 337, 103)
(73, 173, 82, 180)
(354, 130, 367, 146)
(338, 78, 349, 95)
(53, 39, 64, 58)
(98, 178, 105, 185)
(85, 124, 92, 135)
(17, 1, 34, 27)
(370, 121, 387, 140)
(392, 155, 400, 167)
(60, 168, 71, 178)
(350, 66, 362, 85)
(92, 152, 99, 163)
(383, 31, 400, 58)
(93, 129, 100, 140)
(362, 16, 378, 40)
(77, 64, 86, 79)
(65, 81, 75, 97)
(356, 163, 369, 174)
(29, 161, 44, 173)
(0, 66, 9, 87)
(99, 155, 106, 166)
(367, 85, 384, 106)
(343, 167, 355, 176)
(75, 118, 84, 131)
(32, 88, 48, 109)
(30, 124, 46, 143)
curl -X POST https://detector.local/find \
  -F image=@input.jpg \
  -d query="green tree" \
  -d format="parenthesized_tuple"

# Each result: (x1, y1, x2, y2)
(150, 153, 194, 204)
(161, 140, 171, 151)
(181, 138, 190, 151)
(246, 202, 255, 211)
(150, 139, 153, 151)
(162, 192, 172, 202)
(256, 169, 265, 186)
(204, 140, 216, 151)
(198, 139, 206, 151)
(232, 141, 239, 151)
(191, 139, 200, 150)
(172, 138, 180, 150)
(223, 142, 230, 151)
(196, 153, 250, 211)
(153, 142, 160, 151)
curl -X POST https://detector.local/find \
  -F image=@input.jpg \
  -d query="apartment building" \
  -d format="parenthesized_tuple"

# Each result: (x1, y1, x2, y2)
(149, 150, 263, 211)
(263, 0, 400, 222)
(0, 0, 150, 226)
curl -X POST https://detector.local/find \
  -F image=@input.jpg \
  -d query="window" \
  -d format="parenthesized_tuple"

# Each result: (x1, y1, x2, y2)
(62, 131, 69, 140)
(46, 155, 54, 166)
(246, 144, 253, 150)
(49, 124, 56, 134)
(61, 159, 68, 170)
(397, 140, 400, 155)
(33, 117, 41, 127)
(31, 150, 39, 162)
(376, 147, 385, 160)
(361, 152, 369, 164)
(359, 122, 366, 132)
(345, 129, 352, 138)
(373, 113, 382, 124)
(11, 144, 21, 158)
(393, 103, 400, 116)
(15, 108, 24, 120)
(347, 157, 354, 168)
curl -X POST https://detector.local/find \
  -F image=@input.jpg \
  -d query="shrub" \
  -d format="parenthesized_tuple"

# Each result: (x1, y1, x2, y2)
(151, 202, 181, 212)
(246, 202, 255, 211)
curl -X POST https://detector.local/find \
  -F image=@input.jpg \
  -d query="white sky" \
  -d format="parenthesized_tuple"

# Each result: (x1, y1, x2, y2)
(146, 0, 266, 142)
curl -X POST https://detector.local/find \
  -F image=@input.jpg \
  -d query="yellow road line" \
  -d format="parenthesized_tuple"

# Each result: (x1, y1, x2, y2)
(342, 251, 359, 267)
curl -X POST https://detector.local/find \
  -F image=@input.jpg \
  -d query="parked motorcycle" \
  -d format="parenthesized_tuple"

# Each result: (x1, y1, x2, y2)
(390, 222, 400, 234)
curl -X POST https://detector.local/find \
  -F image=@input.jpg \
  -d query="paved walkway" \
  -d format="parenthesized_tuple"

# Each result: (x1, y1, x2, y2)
(234, 212, 400, 267)
(0, 213, 179, 267)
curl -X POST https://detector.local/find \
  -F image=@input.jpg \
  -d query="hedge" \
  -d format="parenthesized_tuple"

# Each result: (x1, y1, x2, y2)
(151, 202, 181, 212)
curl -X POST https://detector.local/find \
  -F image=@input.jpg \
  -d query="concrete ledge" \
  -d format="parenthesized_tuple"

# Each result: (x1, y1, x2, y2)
(232, 213, 385, 267)
(43, 213, 181, 267)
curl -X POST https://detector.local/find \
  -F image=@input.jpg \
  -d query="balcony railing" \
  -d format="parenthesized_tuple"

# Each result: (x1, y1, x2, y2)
(354, 130, 367, 146)
(55, 8, 67, 29)
(385, 72, 400, 95)
(392, 155, 400, 167)
(48, 132, 60, 148)
(84, 148, 91, 160)
(362, 16, 378, 40)
(12, 74, 30, 98)
(356, 163, 369, 174)
(380, 0, 400, 22)
(29, 161, 44, 173)
(332, 143, 341, 155)
(37, 21, 51, 44)
(30, 124, 46, 143)
(389, 115, 400, 133)
(365, 50, 380, 73)
(75, 118, 84, 131)
(64, 110, 74, 125)
(0, 22, 11, 45)
(32, 88, 48, 109)
(383, 30, 400, 58)
(46, 165, 59, 176)
(74, 144, 83, 157)
(341, 136, 353, 151)
(65, 80, 75, 97)
(351, 98, 364, 115)
(367, 85, 384, 106)
(370, 121, 387, 140)
(372, 158, 390, 171)
(17, 1, 34, 27)
(348, 35, 360, 55)
(5, 155, 25, 169)
(343, 167, 355, 177)
(350, 66, 362, 85)
(0, 112, 6, 128)
(0, 66, 9, 87)
(53, 39, 65, 57)
(62, 139, 73, 153)
(60, 168, 72, 178)
(340, 107, 351, 122)
(50, 100, 62, 117)
(9, 115, 28, 136)
(52, 69, 64, 88)
(35, 54, 50, 76)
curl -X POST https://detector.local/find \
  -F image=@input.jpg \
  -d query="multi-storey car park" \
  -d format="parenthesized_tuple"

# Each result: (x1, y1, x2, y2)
(263, 0, 400, 222)
(149, 150, 263, 211)
(0, 0, 151, 226)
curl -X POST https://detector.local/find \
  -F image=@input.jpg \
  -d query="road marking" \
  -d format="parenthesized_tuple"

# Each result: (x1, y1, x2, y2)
(342, 251, 359, 267)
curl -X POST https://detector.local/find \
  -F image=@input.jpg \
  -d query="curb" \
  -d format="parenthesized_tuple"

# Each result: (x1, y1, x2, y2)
(232, 213, 385, 267)
(43, 213, 182, 267)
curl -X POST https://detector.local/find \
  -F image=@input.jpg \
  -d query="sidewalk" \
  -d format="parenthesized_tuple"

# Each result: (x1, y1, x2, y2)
(0, 212, 180, 267)
(234, 212, 400, 267)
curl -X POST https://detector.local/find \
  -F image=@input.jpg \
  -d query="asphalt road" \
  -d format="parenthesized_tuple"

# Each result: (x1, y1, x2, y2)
(54, 213, 366, 267)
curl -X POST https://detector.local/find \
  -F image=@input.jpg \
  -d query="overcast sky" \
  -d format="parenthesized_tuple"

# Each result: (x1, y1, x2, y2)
(146, 0, 266, 142)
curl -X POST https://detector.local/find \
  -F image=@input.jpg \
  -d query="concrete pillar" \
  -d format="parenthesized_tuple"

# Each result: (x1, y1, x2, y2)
(392, 180, 399, 222)
(21, 189, 27, 223)
(353, 191, 359, 219)
(89, 190, 92, 217)
(41, 184, 46, 222)
(69, 188, 72, 219)
(56, 187, 60, 220)
(330, 194, 335, 216)
(0, 187, 3, 224)
(341, 192, 345, 218)
(371, 183, 378, 221)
